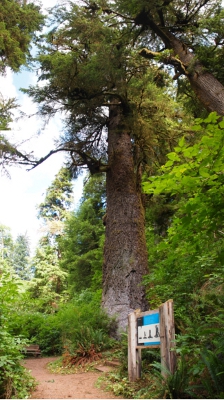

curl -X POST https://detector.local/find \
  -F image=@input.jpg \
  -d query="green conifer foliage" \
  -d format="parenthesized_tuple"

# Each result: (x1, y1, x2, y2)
(38, 167, 73, 222)
(38, 167, 73, 245)
(28, 167, 73, 309)
(29, 242, 68, 310)
(59, 174, 106, 294)
(0, 0, 44, 73)
(0, 224, 14, 273)
(0, 95, 18, 130)
(12, 233, 31, 280)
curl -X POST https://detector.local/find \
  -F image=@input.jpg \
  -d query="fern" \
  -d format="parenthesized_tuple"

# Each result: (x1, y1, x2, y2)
(151, 356, 196, 399)
(201, 348, 224, 397)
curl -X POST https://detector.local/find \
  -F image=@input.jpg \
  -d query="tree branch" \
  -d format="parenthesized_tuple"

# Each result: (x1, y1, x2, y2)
(27, 147, 69, 170)
(139, 48, 188, 78)
(27, 144, 109, 175)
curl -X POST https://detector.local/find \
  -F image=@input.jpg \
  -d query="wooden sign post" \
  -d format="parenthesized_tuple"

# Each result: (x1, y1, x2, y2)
(128, 299, 176, 381)
(159, 299, 176, 377)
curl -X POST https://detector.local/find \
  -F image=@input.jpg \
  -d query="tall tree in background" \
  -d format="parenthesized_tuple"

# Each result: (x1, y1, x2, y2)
(24, 1, 185, 331)
(0, 224, 13, 273)
(59, 174, 106, 294)
(29, 167, 73, 309)
(38, 167, 73, 246)
(29, 238, 68, 311)
(12, 233, 31, 280)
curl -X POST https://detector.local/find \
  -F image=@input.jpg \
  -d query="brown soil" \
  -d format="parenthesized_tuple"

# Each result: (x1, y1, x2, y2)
(23, 357, 122, 399)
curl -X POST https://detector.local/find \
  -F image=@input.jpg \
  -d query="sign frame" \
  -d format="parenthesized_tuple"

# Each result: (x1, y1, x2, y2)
(128, 299, 176, 382)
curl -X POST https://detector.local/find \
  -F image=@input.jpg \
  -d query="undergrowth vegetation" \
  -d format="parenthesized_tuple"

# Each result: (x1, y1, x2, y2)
(0, 330, 36, 399)
(62, 326, 115, 366)
(0, 273, 37, 399)
(8, 289, 116, 356)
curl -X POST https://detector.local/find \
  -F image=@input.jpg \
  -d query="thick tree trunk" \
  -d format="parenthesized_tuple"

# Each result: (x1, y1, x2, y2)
(165, 31, 224, 116)
(102, 104, 149, 334)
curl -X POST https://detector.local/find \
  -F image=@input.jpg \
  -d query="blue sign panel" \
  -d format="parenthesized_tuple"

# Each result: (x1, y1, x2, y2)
(137, 312, 160, 346)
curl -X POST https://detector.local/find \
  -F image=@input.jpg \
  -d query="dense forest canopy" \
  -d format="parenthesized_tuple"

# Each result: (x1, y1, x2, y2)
(0, 0, 224, 398)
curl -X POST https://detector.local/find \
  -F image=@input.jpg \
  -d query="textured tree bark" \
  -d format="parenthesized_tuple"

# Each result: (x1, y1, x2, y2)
(137, 12, 224, 116)
(165, 31, 224, 116)
(102, 103, 149, 334)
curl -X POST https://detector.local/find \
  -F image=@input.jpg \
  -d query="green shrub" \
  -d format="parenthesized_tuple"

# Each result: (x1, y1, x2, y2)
(56, 290, 115, 339)
(0, 328, 36, 398)
(8, 290, 116, 356)
(0, 273, 36, 398)
(30, 314, 62, 355)
(8, 312, 62, 355)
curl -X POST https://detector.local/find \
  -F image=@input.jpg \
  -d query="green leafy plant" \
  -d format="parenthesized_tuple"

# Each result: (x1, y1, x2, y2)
(0, 273, 36, 398)
(149, 356, 196, 399)
(142, 113, 224, 398)
(98, 372, 136, 398)
(143, 112, 224, 236)
(0, 330, 36, 399)
(200, 348, 224, 398)
(8, 289, 116, 357)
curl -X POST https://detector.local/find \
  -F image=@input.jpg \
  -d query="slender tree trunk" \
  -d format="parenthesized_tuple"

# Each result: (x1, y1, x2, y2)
(102, 104, 149, 334)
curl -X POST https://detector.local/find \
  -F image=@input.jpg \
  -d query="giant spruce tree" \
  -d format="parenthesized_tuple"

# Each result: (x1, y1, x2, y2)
(24, 1, 184, 331)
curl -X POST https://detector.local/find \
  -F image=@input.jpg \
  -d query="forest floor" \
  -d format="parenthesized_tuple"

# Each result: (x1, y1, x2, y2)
(23, 356, 123, 399)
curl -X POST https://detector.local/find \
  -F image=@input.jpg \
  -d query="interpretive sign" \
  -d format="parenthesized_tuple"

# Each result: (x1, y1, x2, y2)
(128, 300, 176, 382)
(137, 312, 160, 346)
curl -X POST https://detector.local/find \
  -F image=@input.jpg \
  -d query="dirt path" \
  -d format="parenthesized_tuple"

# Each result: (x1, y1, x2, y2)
(23, 357, 121, 399)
